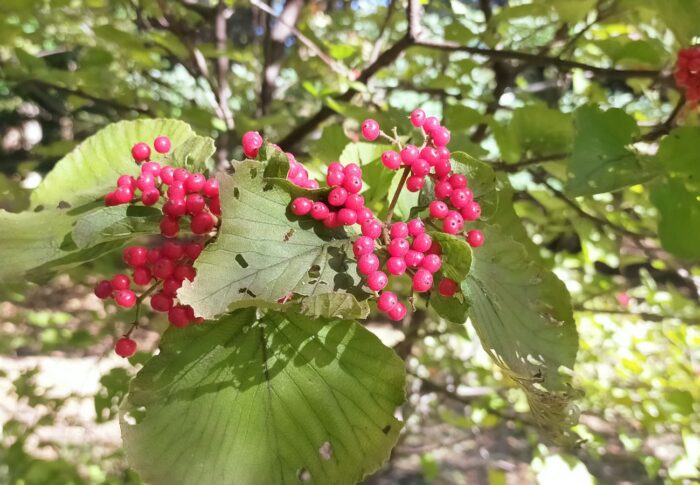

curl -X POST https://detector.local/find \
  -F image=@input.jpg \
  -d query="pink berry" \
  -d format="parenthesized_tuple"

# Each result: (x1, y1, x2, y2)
(450, 188, 473, 209)
(111, 274, 130, 290)
(94, 280, 113, 299)
(411, 159, 430, 177)
(466, 229, 485, 248)
(436, 146, 450, 160)
(161, 241, 184, 260)
(141, 161, 161, 176)
(377, 291, 399, 312)
(160, 166, 175, 185)
(203, 178, 219, 198)
(345, 194, 365, 210)
(186, 193, 207, 215)
(154, 136, 171, 153)
(323, 212, 340, 228)
(421, 254, 442, 273)
(163, 198, 186, 217)
(412, 233, 432, 253)
(461, 201, 481, 221)
(407, 218, 425, 236)
(449, 174, 467, 188)
(291, 197, 313, 216)
(150, 292, 174, 312)
(326, 169, 345, 187)
(344, 163, 362, 177)
(406, 175, 424, 192)
(410, 108, 426, 127)
(141, 188, 160, 206)
(343, 175, 363, 194)
(361, 119, 380, 141)
(361, 219, 383, 239)
(114, 187, 134, 204)
(174, 265, 196, 282)
(185, 242, 204, 260)
(310, 202, 330, 220)
(160, 216, 180, 238)
(388, 302, 407, 321)
(434, 159, 452, 178)
(390, 222, 408, 239)
(136, 174, 156, 192)
(353, 236, 375, 257)
(423, 116, 440, 134)
(104, 192, 118, 206)
(400, 144, 420, 165)
(432, 126, 451, 147)
(115, 289, 137, 308)
(123, 246, 148, 267)
(434, 180, 453, 200)
(131, 142, 150, 162)
(337, 208, 357, 225)
(442, 212, 464, 235)
(173, 168, 190, 182)
(388, 238, 410, 257)
(386, 257, 407, 275)
(420, 147, 439, 166)
(133, 267, 152, 286)
(356, 207, 374, 224)
(412, 268, 434, 292)
(115, 337, 137, 358)
(438, 278, 458, 297)
(153, 258, 175, 280)
(209, 197, 221, 216)
(118, 175, 136, 190)
(168, 305, 191, 328)
(367, 271, 389, 291)
(242, 131, 263, 157)
(328, 187, 348, 207)
(185, 173, 206, 193)
(328, 162, 343, 173)
(191, 212, 215, 234)
(162, 278, 181, 297)
(381, 150, 401, 170)
(404, 250, 424, 268)
(167, 182, 186, 199)
(429, 200, 449, 219)
(358, 253, 380, 275)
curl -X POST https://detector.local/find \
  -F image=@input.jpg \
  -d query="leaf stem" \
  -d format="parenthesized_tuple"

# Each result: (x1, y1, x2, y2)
(125, 281, 162, 337)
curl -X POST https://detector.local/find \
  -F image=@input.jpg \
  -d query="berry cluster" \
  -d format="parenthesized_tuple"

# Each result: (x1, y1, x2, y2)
(675, 46, 700, 102)
(290, 109, 484, 321)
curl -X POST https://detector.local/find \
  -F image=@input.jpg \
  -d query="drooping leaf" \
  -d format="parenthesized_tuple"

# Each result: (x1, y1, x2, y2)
(429, 232, 472, 282)
(121, 310, 405, 485)
(566, 106, 658, 196)
(430, 292, 470, 324)
(178, 160, 362, 320)
(30, 119, 213, 210)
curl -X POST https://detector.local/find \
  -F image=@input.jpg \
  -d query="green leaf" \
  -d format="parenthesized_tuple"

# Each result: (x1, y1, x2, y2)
(566, 106, 656, 196)
(72, 204, 161, 249)
(299, 293, 370, 320)
(550, 0, 596, 23)
(654, 0, 700, 43)
(650, 177, 700, 260)
(509, 105, 574, 157)
(309, 124, 348, 162)
(450, 152, 499, 220)
(30, 119, 212, 210)
(656, 127, 700, 180)
(430, 292, 470, 324)
(429, 232, 472, 282)
(169, 134, 216, 171)
(121, 310, 405, 485)
(178, 160, 361, 319)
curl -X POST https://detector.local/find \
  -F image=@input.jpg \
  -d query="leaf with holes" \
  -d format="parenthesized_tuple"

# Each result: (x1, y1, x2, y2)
(30, 119, 214, 210)
(121, 309, 405, 485)
(178, 159, 362, 320)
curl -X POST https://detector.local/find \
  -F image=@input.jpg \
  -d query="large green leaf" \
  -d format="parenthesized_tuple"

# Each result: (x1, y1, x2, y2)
(121, 310, 405, 485)
(566, 106, 657, 197)
(30, 119, 213, 210)
(657, 127, 700, 180)
(650, 177, 700, 260)
(505, 105, 574, 160)
(72, 204, 161, 249)
(178, 159, 361, 320)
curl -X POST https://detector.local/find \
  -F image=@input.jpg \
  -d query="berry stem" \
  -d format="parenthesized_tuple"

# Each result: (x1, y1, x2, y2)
(385, 166, 411, 224)
(126, 281, 163, 337)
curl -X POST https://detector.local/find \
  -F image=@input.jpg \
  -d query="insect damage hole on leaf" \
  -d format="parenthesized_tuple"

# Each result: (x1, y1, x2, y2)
(235, 254, 249, 268)
(319, 441, 333, 461)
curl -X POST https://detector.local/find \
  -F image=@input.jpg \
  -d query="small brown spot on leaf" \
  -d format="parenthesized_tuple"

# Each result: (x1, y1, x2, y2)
(283, 229, 296, 242)
(382, 425, 391, 435)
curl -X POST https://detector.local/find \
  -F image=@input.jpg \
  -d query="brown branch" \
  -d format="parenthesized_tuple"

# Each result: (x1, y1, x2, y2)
(368, 0, 398, 64)
(640, 94, 686, 142)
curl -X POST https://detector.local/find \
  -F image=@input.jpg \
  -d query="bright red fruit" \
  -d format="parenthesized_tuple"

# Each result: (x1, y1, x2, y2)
(131, 142, 151, 162)
(438, 278, 458, 297)
(153, 136, 171, 154)
(361, 119, 380, 141)
(115, 337, 137, 358)
(94, 280, 113, 299)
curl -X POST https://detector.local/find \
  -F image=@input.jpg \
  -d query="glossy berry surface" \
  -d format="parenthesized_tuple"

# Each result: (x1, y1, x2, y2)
(115, 337, 137, 358)
(361, 119, 380, 141)
(131, 142, 151, 162)
(153, 136, 171, 154)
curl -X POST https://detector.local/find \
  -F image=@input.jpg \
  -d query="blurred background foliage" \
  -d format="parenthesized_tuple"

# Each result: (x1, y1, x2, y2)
(1, 0, 700, 483)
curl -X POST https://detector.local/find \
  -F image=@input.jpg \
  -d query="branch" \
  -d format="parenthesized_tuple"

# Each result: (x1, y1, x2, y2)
(574, 306, 700, 326)
(640, 94, 686, 142)
(491, 153, 569, 173)
(214, 2, 235, 131)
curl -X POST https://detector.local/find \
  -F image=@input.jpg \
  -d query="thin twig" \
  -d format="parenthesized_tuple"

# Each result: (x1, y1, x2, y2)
(574, 306, 700, 326)
(490, 153, 569, 173)
(385, 166, 411, 223)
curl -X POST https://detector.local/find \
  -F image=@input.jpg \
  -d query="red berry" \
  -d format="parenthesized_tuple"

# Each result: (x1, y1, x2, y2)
(377, 291, 399, 312)
(388, 238, 410, 257)
(162, 277, 182, 297)
(381, 150, 401, 170)
(450, 188, 473, 209)
(412, 268, 434, 292)
(410, 108, 426, 127)
(174, 168, 190, 182)
(361, 219, 383, 239)
(328, 162, 343, 173)
(161, 241, 184, 260)
(114, 289, 137, 308)
(323, 212, 340, 228)
(174, 265, 196, 282)
(242, 131, 263, 157)
(345, 193, 365, 210)
(310, 202, 330, 221)
(361, 119, 380, 141)
(186, 193, 207, 215)
(203, 178, 219, 198)
(358, 253, 380, 275)
(163, 198, 187, 217)
(168, 305, 191, 328)
(167, 183, 186, 200)
(438, 278, 458, 297)
(150, 292, 174, 312)
(461, 201, 481, 221)
(337, 208, 357, 226)
(429, 200, 449, 219)
(141, 188, 161, 206)
(147, 248, 161, 264)
(191, 212, 215, 234)
(291, 197, 313, 216)
(388, 302, 407, 321)
(442, 212, 464, 235)
(131, 142, 151, 162)
(423, 116, 440, 134)
(412, 233, 432, 253)
(404, 250, 424, 268)
(407, 218, 425, 236)
(411, 159, 430, 177)
(434, 159, 452, 178)
(343, 175, 363, 194)
(448, 174, 467, 189)
(185, 173, 206, 193)
(153, 136, 171, 154)
(115, 337, 137, 358)
(153, 258, 175, 280)
(367, 271, 389, 291)
(344, 163, 362, 177)
(141, 161, 161, 176)
(400, 144, 419, 165)
(209, 197, 221, 216)
(436, 146, 450, 160)
(123, 246, 148, 267)
(328, 187, 348, 207)
(160, 166, 175, 185)
(434, 181, 453, 200)
(421, 253, 442, 273)
(428, 241, 442, 255)
(420, 147, 439, 166)
(160, 216, 180, 238)
(386, 256, 407, 275)
(114, 186, 134, 204)
(406, 175, 424, 192)
(118, 175, 136, 190)
(133, 267, 153, 286)
(105, 192, 118, 206)
(466, 229, 485, 248)
(111, 274, 130, 290)
(326, 169, 345, 187)
(94, 280, 113, 299)
(390, 222, 408, 239)
(185, 242, 204, 260)
(353, 236, 375, 257)
(356, 207, 374, 224)
(432, 126, 451, 147)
